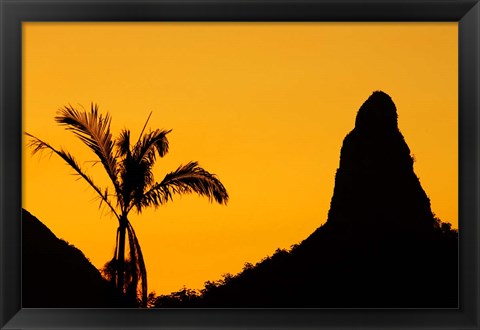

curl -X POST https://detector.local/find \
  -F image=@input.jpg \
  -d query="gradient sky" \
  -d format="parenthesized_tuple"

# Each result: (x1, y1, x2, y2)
(23, 22, 458, 296)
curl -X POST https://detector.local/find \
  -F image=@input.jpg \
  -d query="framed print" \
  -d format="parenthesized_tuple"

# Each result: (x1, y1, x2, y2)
(1, 0, 479, 329)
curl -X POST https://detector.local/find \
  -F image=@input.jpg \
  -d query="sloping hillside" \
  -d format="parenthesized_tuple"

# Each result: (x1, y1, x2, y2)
(22, 209, 116, 307)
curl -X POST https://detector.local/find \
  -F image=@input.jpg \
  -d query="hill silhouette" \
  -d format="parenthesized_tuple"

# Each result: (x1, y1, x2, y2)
(22, 209, 117, 307)
(154, 91, 458, 308)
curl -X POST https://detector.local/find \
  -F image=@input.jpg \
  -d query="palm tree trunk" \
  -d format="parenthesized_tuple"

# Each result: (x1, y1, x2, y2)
(117, 216, 128, 306)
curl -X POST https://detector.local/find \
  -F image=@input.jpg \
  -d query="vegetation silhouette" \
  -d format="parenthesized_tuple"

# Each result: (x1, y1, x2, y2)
(25, 105, 229, 307)
(153, 91, 458, 308)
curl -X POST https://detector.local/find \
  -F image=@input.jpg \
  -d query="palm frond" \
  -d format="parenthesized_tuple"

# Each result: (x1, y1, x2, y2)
(119, 154, 154, 212)
(116, 129, 131, 158)
(111, 221, 147, 307)
(126, 221, 147, 307)
(139, 161, 229, 211)
(136, 111, 152, 143)
(25, 132, 119, 218)
(118, 127, 170, 211)
(133, 129, 171, 164)
(55, 104, 120, 196)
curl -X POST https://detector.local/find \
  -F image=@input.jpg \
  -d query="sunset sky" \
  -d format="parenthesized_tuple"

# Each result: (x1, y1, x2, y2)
(23, 22, 458, 296)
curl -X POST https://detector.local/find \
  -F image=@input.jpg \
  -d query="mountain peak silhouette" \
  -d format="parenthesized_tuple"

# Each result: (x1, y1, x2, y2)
(355, 90, 398, 132)
(327, 90, 434, 236)
(154, 91, 457, 308)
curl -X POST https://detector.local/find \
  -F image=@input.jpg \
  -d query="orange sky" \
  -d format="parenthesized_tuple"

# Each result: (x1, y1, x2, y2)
(23, 22, 458, 296)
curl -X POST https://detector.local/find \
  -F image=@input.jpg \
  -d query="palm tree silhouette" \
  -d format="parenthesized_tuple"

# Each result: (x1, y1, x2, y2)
(26, 104, 229, 307)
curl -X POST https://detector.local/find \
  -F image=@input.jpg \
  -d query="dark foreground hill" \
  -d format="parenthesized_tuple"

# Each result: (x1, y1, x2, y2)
(22, 209, 116, 307)
(154, 91, 458, 308)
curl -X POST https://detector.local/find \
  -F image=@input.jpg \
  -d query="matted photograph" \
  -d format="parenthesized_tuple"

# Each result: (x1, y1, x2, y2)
(22, 22, 458, 309)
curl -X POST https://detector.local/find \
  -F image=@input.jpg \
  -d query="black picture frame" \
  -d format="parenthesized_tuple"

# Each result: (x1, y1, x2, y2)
(1, 0, 479, 329)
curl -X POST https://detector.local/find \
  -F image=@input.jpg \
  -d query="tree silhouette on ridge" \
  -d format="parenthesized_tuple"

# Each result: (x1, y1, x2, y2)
(26, 104, 229, 307)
